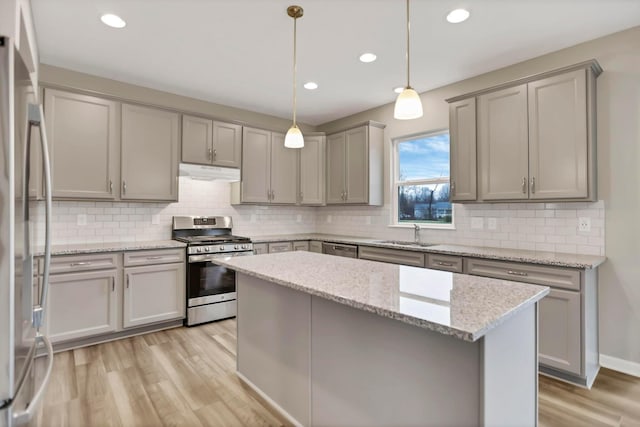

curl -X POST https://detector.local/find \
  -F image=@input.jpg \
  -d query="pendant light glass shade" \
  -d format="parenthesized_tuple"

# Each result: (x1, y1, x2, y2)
(394, 87, 423, 120)
(284, 125, 304, 148)
(285, 6, 304, 148)
(394, 0, 423, 120)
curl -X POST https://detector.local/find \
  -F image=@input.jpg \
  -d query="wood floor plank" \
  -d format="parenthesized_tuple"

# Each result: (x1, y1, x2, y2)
(38, 319, 640, 427)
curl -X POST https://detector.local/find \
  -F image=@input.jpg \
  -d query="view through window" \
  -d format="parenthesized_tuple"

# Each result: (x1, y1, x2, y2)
(394, 131, 452, 226)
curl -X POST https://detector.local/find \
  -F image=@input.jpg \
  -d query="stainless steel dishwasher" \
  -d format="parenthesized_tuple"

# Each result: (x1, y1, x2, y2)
(322, 242, 358, 258)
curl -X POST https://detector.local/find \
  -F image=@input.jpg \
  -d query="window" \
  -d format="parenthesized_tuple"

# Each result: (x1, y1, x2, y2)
(392, 131, 453, 227)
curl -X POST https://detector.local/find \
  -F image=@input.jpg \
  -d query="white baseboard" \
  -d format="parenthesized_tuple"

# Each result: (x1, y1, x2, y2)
(600, 354, 640, 378)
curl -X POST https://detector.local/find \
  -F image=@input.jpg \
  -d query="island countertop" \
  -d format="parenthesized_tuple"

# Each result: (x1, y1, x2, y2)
(216, 251, 549, 342)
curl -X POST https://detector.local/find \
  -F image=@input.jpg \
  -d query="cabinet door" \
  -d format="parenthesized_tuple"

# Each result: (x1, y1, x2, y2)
(449, 98, 477, 201)
(539, 289, 582, 376)
(270, 133, 298, 204)
(123, 263, 185, 328)
(326, 132, 346, 204)
(212, 121, 242, 168)
(528, 69, 588, 199)
(44, 89, 118, 199)
(293, 241, 310, 251)
(268, 242, 293, 253)
(478, 84, 529, 201)
(345, 126, 368, 204)
(241, 127, 271, 203)
(309, 241, 323, 253)
(182, 115, 212, 165)
(253, 243, 268, 255)
(299, 135, 326, 205)
(45, 269, 118, 343)
(121, 104, 179, 201)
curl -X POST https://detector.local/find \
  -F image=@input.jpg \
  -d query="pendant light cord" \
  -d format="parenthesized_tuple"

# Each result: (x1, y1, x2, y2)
(406, 0, 411, 88)
(292, 15, 298, 127)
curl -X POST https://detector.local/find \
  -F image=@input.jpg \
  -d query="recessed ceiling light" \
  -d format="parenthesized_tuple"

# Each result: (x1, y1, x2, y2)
(446, 9, 470, 24)
(304, 82, 318, 90)
(393, 87, 404, 94)
(359, 53, 377, 63)
(100, 13, 126, 29)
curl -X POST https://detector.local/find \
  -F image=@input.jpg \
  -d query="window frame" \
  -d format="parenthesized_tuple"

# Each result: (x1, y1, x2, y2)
(390, 129, 455, 230)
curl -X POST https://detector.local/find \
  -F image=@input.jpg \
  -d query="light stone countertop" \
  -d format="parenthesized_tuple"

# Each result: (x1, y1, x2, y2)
(249, 233, 606, 269)
(215, 251, 549, 342)
(35, 239, 186, 257)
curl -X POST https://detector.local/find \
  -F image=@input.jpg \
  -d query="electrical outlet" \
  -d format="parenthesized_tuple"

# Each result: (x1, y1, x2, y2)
(151, 214, 160, 225)
(487, 218, 497, 230)
(296, 214, 302, 223)
(578, 217, 591, 232)
(327, 215, 332, 223)
(471, 217, 484, 230)
(77, 214, 87, 226)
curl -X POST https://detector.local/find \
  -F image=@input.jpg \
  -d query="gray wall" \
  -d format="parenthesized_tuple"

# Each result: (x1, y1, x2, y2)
(319, 26, 640, 366)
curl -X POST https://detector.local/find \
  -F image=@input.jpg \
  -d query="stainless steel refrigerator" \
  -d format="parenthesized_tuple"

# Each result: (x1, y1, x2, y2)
(0, 24, 54, 427)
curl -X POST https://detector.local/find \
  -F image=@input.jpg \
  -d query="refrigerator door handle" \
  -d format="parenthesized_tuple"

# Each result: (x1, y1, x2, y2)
(11, 335, 54, 425)
(26, 104, 52, 332)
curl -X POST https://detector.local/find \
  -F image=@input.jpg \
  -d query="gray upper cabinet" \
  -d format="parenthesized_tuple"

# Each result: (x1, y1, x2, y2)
(236, 127, 297, 204)
(121, 103, 179, 201)
(182, 115, 242, 168)
(299, 134, 326, 205)
(528, 69, 588, 200)
(326, 122, 385, 206)
(447, 60, 600, 203)
(478, 84, 529, 201)
(449, 98, 477, 202)
(44, 88, 119, 199)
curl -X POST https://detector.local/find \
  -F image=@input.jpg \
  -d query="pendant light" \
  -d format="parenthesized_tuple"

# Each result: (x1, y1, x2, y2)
(394, 0, 423, 120)
(284, 5, 304, 148)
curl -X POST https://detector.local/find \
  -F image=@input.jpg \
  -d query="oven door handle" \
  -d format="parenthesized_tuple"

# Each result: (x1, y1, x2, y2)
(188, 252, 253, 263)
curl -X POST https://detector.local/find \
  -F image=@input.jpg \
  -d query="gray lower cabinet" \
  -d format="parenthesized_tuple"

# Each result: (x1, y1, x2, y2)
(268, 242, 293, 253)
(359, 246, 425, 268)
(44, 88, 119, 200)
(44, 254, 120, 343)
(425, 254, 463, 273)
(121, 103, 179, 201)
(182, 114, 242, 168)
(123, 262, 185, 328)
(253, 243, 268, 255)
(293, 241, 310, 251)
(464, 257, 598, 386)
(309, 241, 323, 253)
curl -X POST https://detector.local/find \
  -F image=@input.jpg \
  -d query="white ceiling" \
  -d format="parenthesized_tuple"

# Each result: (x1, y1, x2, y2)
(31, 0, 640, 126)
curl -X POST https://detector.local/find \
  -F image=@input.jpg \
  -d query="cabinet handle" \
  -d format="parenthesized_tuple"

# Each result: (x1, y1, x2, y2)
(299, 191, 303, 201)
(507, 270, 528, 277)
(521, 177, 527, 194)
(271, 190, 275, 201)
(213, 149, 217, 160)
(436, 261, 454, 267)
(451, 181, 456, 195)
(208, 148, 212, 160)
(126, 274, 130, 288)
(146, 256, 162, 260)
(109, 180, 113, 194)
(530, 177, 536, 194)
(122, 180, 127, 195)
(70, 262, 90, 267)
(111, 277, 115, 292)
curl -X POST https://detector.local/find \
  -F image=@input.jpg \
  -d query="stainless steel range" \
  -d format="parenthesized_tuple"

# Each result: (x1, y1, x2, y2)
(172, 216, 253, 326)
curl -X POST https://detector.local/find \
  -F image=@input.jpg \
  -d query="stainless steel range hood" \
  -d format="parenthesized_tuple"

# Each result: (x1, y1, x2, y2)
(179, 163, 240, 181)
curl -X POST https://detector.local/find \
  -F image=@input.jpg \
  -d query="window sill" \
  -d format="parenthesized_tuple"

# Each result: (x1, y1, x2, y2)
(388, 223, 456, 231)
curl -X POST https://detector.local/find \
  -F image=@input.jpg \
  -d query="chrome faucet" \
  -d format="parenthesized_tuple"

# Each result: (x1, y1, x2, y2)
(414, 224, 421, 244)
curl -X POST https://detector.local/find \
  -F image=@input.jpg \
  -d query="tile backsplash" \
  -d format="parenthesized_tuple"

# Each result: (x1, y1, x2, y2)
(32, 177, 605, 256)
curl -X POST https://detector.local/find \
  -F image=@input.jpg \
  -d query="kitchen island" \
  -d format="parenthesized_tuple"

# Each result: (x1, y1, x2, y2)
(216, 251, 549, 427)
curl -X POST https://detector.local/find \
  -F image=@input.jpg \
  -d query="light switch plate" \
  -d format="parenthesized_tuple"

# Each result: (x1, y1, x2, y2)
(77, 214, 87, 226)
(471, 217, 484, 230)
(578, 217, 591, 232)
(487, 218, 497, 230)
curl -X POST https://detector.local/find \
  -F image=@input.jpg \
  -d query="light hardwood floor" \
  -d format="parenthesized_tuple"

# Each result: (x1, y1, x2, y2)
(36, 319, 640, 427)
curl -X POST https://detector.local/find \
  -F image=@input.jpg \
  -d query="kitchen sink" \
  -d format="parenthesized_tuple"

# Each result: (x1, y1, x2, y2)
(374, 240, 436, 247)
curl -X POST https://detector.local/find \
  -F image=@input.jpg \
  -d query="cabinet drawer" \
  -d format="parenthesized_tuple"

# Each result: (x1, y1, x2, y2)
(253, 243, 268, 255)
(309, 241, 323, 253)
(50, 253, 119, 274)
(124, 249, 185, 267)
(359, 246, 425, 268)
(464, 258, 581, 291)
(293, 241, 310, 251)
(268, 242, 293, 253)
(426, 254, 463, 273)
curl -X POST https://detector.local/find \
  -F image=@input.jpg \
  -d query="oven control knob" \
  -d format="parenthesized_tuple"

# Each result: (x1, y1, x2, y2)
(219, 246, 225, 251)
(204, 247, 210, 252)
(234, 245, 239, 250)
(196, 248, 202, 253)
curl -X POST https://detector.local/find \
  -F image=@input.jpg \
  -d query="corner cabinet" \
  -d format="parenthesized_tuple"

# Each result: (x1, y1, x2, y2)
(182, 114, 242, 168)
(233, 127, 297, 204)
(326, 121, 385, 205)
(44, 88, 119, 200)
(121, 104, 179, 201)
(447, 60, 601, 203)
